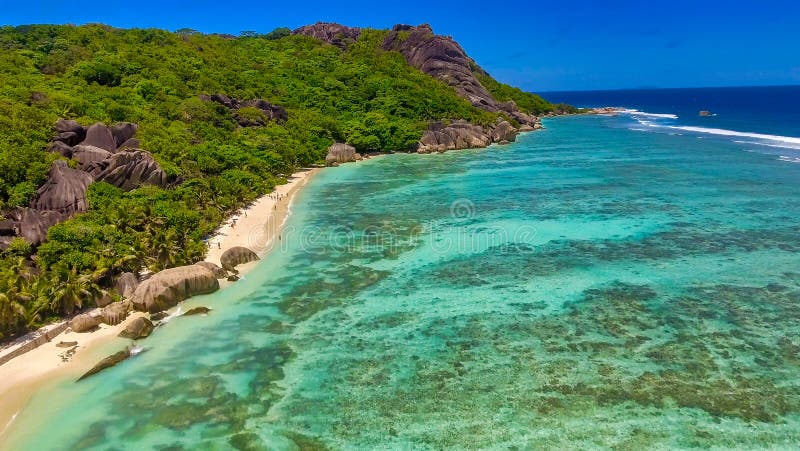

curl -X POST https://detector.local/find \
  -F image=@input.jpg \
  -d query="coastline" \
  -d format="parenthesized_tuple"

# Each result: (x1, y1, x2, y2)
(0, 166, 320, 441)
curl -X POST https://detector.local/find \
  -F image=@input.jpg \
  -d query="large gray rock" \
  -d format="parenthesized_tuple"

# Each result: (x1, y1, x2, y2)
(491, 120, 518, 143)
(86, 150, 169, 191)
(55, 119, 85, 141)
(101, 300, 132, 325)
(117, 137, 140, 150)
(72, 145, 112, 169)
(110, 122, 138, 149)
(5, 208, 66, 245)
(81, 122, 116, 151)
(293, 22, 361, 49)
(382, 25, 499, 113)
(70, 311, 103, 332)
(30, 160, 93, 215)
(195, 262, 227, 279)
(325, 143, 361, 166)
(46, 140, 73, 158)
(417, 120, 503, 153)
(118, 317, 154, 339)
(130, 265, 220, 313)
(220, 246, 260, 272)
(114, 272, 139, 299)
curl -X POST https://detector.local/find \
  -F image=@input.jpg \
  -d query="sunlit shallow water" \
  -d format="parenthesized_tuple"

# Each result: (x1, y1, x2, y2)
(6, 116, 800, 449)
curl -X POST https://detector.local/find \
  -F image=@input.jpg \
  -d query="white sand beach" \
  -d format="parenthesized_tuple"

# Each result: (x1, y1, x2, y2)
(0, 167, 321, 439)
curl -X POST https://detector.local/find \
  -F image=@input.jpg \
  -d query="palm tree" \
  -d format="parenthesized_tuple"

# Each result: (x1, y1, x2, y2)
(48, 267, 104, 315)
(0, 292, 27, 339)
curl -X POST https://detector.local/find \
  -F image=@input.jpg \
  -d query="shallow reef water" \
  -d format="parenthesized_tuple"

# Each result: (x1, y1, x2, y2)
(7, 116, 800, 449)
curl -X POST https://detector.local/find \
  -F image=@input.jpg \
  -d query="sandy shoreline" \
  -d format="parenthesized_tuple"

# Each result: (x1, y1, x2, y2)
(0, 167, 320, 441)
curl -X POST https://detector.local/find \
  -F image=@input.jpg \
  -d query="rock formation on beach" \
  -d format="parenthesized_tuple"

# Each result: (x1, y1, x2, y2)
(325, 143, 361, 166)
(131, 265, 220, 313)
(416, 119, 522, 153)
(118, 317, 154, 339)
(220, 246, 260, 273)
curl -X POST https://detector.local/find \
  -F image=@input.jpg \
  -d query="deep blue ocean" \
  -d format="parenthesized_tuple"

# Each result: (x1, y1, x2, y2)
(5, 86, 800, 449)
(547, 85, 800, 162)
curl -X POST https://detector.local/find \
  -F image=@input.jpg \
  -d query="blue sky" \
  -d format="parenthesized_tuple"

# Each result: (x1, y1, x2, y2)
(4, 0, 799, 91)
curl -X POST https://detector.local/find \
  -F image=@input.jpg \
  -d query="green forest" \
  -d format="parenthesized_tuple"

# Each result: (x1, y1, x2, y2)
(0, 24, 562, 338)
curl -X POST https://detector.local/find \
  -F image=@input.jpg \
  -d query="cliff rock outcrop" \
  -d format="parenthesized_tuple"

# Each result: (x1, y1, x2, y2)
(87, 150, 169, 190)
(131, 265, 220, 313)
(293, 22, 361, 49)
(201, 94, 288, 126)
(416, 119, 520, 153)
(30, 160, 93, 215)
(0, 119, 171, 250)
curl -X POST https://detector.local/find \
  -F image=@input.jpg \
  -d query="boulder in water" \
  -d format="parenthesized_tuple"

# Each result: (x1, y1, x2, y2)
(77, 348, 131, 381)
(183, 306, 211, 316)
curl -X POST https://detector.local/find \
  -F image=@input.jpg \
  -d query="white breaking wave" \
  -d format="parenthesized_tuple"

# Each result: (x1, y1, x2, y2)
(619, 109, 679, 119)
(664, 126, 800, 148)
(779, 156, 800, 164)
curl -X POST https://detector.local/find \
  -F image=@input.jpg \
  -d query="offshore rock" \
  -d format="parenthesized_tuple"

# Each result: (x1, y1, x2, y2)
(87, 150, 169, 191)
(131, 265, 220, 313)
(30, 160, 93, 215)
(293, 22, 362, 49)
(220, 246, 260, 272)
(77, 348, 131, 381)
(118, 317, 154, 339)
(183, 306, 211, 316)
(81, 122, 117, 152)
(325, 143, 361, 166)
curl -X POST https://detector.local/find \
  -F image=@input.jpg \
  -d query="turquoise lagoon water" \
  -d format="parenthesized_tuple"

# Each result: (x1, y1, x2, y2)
(6, 115, 800, 449)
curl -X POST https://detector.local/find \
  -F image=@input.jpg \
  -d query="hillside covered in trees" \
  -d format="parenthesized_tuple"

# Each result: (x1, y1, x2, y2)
(0, 22, 569, 338)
